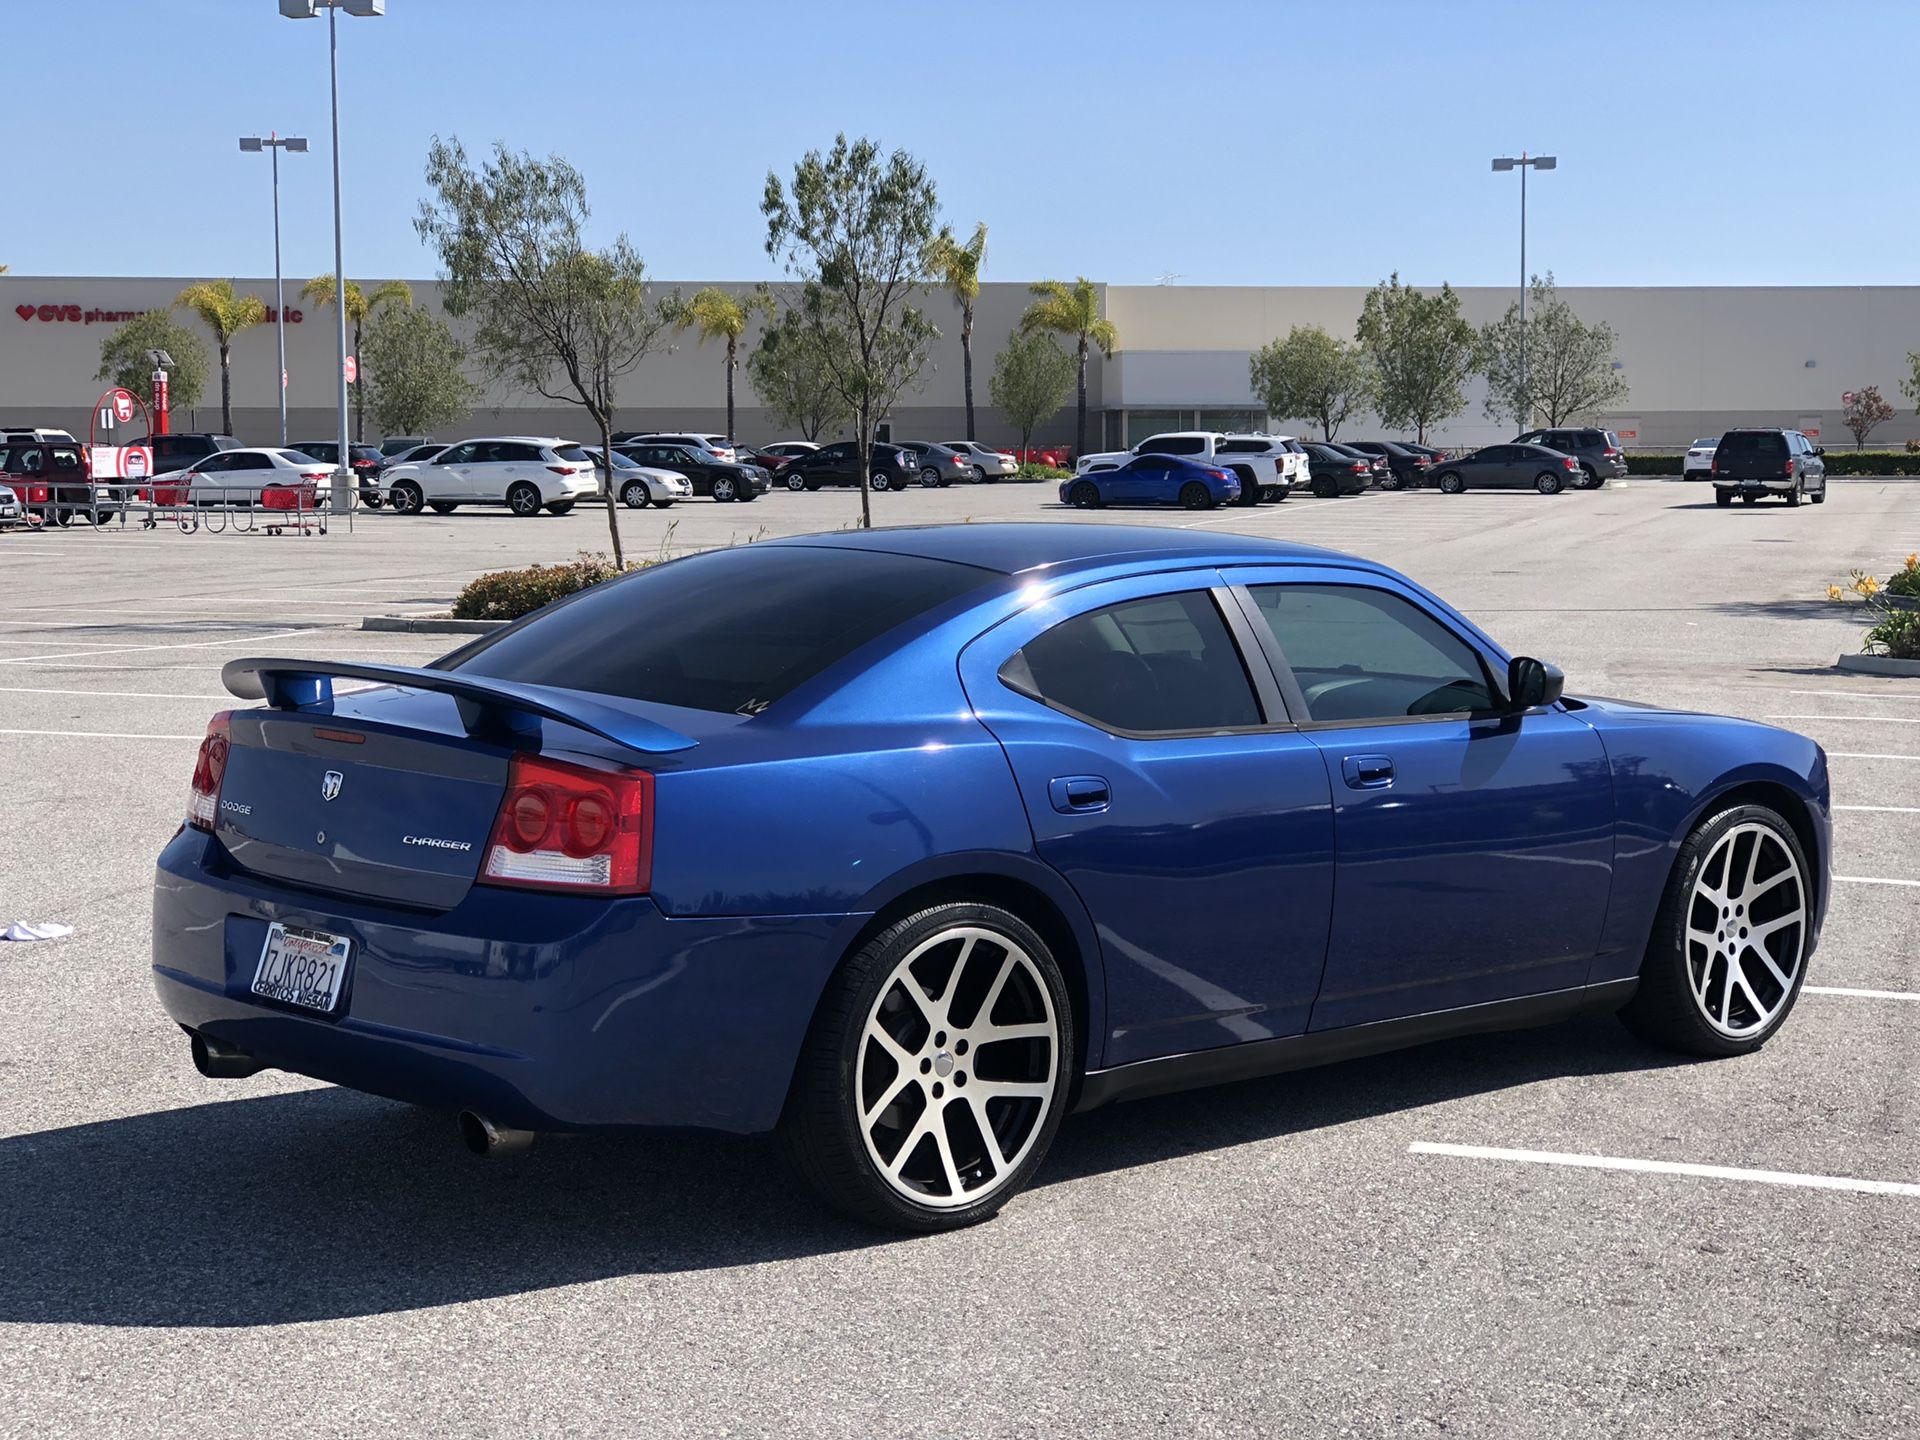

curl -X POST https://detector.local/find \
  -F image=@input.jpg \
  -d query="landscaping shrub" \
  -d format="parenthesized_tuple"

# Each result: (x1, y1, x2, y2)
(451, 552, 629, 621)
(1827, 556, 1920, 659)
(1017, 462, 1073, 480)
(1817, 450, 1920, 476)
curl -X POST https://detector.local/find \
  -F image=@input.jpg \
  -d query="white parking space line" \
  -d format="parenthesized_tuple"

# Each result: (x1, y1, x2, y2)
(1767, 714, 1920, 724)
(1788, 690, 1920, 702)
(1836, 875, 1920, 888)
(1834, 805, 1920, 814)
(1829, 752, 1920, 762)
(0, 685, 232, 700)
(1408, 1142, 1920, 1198)
(0, 728, 204, 740)
(1805, 986, 1920, 1002)
(0, 628, 315, 665)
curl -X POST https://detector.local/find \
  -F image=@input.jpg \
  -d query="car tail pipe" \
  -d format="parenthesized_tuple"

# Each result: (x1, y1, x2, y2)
(457, 1110, 535, 1159)
(189, 1031, 265, 1080)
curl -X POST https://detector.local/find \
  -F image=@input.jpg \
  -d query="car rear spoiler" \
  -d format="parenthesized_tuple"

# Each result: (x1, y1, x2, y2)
(221, 658, 698, 756)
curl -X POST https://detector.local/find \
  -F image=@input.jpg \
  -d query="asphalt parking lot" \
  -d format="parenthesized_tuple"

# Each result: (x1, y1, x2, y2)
(2, 477, 1916, 1438)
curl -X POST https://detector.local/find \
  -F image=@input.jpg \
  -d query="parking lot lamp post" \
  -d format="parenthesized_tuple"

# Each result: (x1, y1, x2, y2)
(280, 0, 384, 512)
(239, 134, 308, 447)
(1491, 153, 1556, 427)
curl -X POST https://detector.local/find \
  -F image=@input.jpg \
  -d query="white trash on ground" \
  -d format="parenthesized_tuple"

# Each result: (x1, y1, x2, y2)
(2, 921, 75, 942)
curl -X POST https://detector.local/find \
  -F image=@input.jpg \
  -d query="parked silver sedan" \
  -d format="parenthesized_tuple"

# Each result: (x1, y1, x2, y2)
(896, 441, 979, 488)
(944, 439, 1021, 482)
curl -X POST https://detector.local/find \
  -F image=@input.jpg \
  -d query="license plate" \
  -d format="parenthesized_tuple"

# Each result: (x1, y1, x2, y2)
(251, 923, 353, 1014)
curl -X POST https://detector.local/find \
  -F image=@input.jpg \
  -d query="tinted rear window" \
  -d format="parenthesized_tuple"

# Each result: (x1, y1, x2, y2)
(551, 444, 592, 463)
(1718, 432, 1787, 458)
(448, 546, 995, 715)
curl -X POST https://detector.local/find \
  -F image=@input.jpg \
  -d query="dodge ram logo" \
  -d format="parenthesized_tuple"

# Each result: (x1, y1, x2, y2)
(320, 770, 344, 802)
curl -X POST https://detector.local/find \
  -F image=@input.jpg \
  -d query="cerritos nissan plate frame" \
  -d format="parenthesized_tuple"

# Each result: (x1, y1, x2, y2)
(250, 922, 352, 1014)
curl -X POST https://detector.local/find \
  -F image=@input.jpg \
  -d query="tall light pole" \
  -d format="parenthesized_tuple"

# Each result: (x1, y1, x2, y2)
(1491, 152, 1556, 427)
(239, 133, 307, 447)
(280, 0, 384, 513)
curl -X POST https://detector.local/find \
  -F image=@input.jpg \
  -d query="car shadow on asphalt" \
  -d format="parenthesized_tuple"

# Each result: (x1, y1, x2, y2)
(0, 1013, 1681, 1328)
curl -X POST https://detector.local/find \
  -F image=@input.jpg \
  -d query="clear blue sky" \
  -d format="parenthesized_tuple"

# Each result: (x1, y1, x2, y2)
(8, 0, 1910, 287)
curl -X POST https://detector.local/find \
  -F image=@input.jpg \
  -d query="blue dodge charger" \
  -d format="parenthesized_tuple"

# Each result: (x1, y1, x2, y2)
(153, 524, 1829, 1231)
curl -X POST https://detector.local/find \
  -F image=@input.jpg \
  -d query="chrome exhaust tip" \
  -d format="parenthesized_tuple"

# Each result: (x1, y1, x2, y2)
(457, 1110, 534, 1158)
(190, 1033, 264, 1080)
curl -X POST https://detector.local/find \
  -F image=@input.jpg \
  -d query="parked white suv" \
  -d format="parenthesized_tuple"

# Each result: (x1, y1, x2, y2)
(1076, 430, 1296, 505)
(381, 437, 600, 517)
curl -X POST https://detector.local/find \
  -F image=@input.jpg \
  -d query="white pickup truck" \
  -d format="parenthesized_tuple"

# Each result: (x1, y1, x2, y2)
(1075, 431, 1304, 505)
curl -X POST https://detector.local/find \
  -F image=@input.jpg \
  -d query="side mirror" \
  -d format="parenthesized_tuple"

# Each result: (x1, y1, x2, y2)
(1507, 656, 1565, 711)
(1813, 446, 1825, 457)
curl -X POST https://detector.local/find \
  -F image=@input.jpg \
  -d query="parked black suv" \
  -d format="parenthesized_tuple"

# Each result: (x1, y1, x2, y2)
(777, 441, 918, 493)
(1711, 429, 1827, 507)
(141, 433, 240, 477)
(616, 441, 769, 502)
(1512, 427, 1626, 487)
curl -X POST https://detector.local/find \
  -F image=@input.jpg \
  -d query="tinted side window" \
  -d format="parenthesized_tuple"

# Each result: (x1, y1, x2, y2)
(1139, 435, 1206, 457)
(498, 443, 545, 463)
(451, 547, 993, 715)
(1577, 430, 1604, 447)
(1010, 591, 1260, 734)
(1250, 584, 1495, 723)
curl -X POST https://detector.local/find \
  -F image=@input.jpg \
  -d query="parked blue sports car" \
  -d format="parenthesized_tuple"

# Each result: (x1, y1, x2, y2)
(1062, 454, 1240, 510)
(154, 524, 1829, 1231)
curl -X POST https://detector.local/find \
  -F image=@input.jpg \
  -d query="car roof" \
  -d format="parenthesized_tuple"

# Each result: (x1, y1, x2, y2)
(759, 522, 1350, 578)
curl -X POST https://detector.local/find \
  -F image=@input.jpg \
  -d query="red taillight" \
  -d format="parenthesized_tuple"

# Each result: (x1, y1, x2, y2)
(1784, 459, 1794, 476)
(1603, 447, 1619, 457)
(302, 470, 330, 482)
(187, 712, 233, 831)
(546, 465, 574, 475)
(1350, 461, 1368, 473)
(1564, 456, 1577, 470)
(1214, 468, 1232, 482)
(480, 753, 652, 894)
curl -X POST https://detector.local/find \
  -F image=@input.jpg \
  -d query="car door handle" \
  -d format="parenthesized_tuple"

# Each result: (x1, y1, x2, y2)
(1340, 754, 1394, 789)
(1048, 775, 1111, 813)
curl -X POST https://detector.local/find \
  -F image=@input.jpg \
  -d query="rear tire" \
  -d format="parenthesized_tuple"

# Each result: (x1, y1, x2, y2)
(1230, 467, 1261, 507)
(778, 901, 1074, 1233)
(1437, 472, 1466, 494)
(388, 481, 424, 516)
(1378, 475, 1402, 492)
(1715, 490, 1733, 507)
(1535, 472, 1563, 495)
(1787, 482, 1802, 507)
(785, 471, 809, 493)
(920, 467, 943, 489)
(1618, 804, 1812, 1058)
(544, 501, 575, 515)
(1311, 478, 1336, 499)
(871, 472, 894, 493)
(1811, 487, 1826, 504)
(506, 482, 542, 517)
(1579, 464, 1599, 489)
(1178, 481, 1214, 510)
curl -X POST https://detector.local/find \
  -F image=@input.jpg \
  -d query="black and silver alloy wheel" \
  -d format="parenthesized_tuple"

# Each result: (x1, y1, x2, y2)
(871, 472, 893, 492)
(920, 466, 942, 488)
(1621, 804, 1811, 1056)
(785, 471, 808, 492)
(782, 902, 1073, 1231)
(712, 475, 739, 502)
(1437, 471, 1466, 494)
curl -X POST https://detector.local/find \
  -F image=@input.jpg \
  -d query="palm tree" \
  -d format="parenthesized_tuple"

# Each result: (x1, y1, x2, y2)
(930, 222, 988, 441)
(680, 286, 772, 443)
(300, 275, 414, 440)
(1020, 278, 1117, 459)
(176, 280, 269, 436)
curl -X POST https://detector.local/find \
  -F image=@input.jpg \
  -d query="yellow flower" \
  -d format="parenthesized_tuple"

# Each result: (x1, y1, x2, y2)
(1827, 584, 1845, 601)
(1855, 576, 1881, 596)
(1906, 552, 1918, 571)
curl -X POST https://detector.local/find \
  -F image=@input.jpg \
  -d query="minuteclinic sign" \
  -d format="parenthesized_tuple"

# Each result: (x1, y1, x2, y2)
(14, 302, 303, 325)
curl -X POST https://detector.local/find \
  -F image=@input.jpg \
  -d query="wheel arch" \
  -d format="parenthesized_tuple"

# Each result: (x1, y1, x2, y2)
(1686, 776, 1825, 919)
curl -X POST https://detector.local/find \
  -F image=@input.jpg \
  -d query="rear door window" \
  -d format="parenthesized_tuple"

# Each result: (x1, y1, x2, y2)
(1005, 591, 1260, 735)
(451, 546, 996, 716)
(1250, 583, 1496, 723)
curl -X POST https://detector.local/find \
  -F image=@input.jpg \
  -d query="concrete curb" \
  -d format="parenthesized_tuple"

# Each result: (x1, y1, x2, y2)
(361, 616, 506, 634)
(1835, 653, 1920, 677)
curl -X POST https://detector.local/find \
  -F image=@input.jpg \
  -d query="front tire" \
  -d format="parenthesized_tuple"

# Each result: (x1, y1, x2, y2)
(388, 480, 424, 516)
(506, 482, 542, 517)
(711, 475, 740, 502)
(779, 902, 1074, 1232)
(1618, 804, 1812, 1057)
(1067, 480, 1102, 509)
(621, 481, 651, 509)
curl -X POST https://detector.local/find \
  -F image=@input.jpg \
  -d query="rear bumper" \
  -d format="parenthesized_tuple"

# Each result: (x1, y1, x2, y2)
(1713, 476, 1796, 492)
(151, 829, 858, 1135)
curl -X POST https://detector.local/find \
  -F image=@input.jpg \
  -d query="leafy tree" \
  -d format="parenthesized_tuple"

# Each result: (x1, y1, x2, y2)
(763, 133, 939, 529)
(930, 221, 988, 440)
(679, 285, 773, 443)
(1846, 384, 1896, 448)
(300, 275, 414, 441)
(96, 310, 209, 422)
(1355, 274, 1479, 444)
(988, 329, 1076, 453)
(1480, 272, 1627, 427)
(416, 136, 678, 566)
(176, 280, 267, 436)
(1248, 325, 1376, 441)
(1020, 278, 1115, 459)
(746, 312, 852, 440)
(359, 304, 479, 439)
